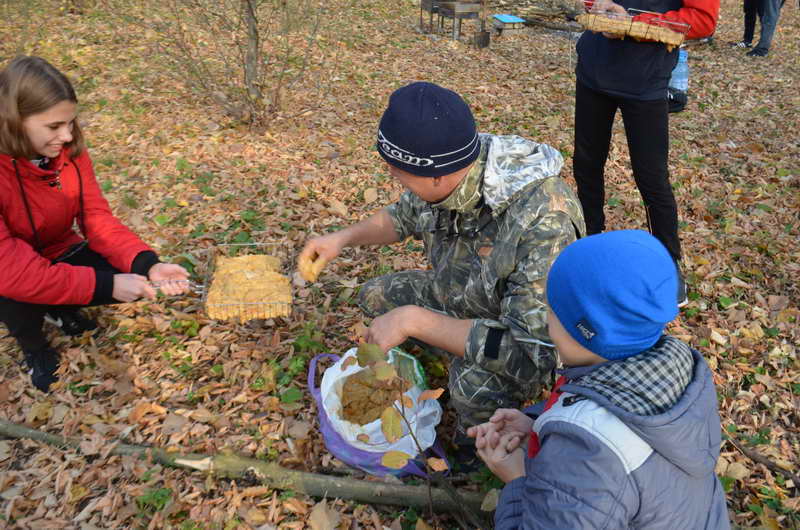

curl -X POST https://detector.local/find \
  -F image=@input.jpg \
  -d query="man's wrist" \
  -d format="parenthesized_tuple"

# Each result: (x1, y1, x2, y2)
(398, 305, 424, 338)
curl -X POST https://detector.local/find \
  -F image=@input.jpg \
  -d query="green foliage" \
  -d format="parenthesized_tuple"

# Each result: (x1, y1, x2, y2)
(179, 520, 204, 530)
(717, 296, 735, 309)
(293, 322, 325, 353)
(399, 507, 419, 530)
(471, 465, 504, 492)
(682, 307, 700, 318)
(176, 157, 191, 174)
(136, 487, 172, 513)
(743, 428, 770, 446)
(68, 382, 91, 395)
(718, 476, 735, 492)
(250, 377, 267, 390)
(276, 355, 308, 386)
(280, 387, 303, 403)
(171, 319, 199, 337)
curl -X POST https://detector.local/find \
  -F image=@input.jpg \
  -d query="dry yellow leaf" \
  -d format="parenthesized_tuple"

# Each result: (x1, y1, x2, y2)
(245, 508, 268, 525)
(381, 406, 404, 443)
(427, 457, 449, 472)
(382, 450, 411, 469)
(725, 461, 750, 480)
(298, 253, 328, 283)
(415, 519, 434, 530)
(69, 484, 90, 504)
(363, 187, 378, 204)
(26, 401, 53, 424)
(419, 388, 445, 402)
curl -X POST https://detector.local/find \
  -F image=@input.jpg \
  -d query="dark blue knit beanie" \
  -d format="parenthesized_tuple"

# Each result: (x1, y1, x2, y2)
(377, 82, 479, 178)
(546, 230, 679, 360)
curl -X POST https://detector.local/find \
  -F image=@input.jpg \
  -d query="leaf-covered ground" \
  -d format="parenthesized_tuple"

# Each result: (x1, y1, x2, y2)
(1, 0, 798, 527)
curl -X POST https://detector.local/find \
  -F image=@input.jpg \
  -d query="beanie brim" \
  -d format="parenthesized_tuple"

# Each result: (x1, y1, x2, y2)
(376, 82, 479, 178)
(376, 131, 480, 177)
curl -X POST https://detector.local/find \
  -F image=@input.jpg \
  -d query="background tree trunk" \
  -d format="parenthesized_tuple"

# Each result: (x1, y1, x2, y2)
(242, 0, 262, 102)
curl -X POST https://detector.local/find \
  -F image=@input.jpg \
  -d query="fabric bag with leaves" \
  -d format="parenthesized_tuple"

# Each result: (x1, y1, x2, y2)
(308, 347, 445, 477)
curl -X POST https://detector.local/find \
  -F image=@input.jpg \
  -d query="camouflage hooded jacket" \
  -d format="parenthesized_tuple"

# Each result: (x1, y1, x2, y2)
(386, 133, 585, 386)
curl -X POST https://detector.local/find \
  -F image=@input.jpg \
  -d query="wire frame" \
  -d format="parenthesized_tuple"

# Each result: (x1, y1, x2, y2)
(578, 2, 690, 47)
(199, 242, 294, 322)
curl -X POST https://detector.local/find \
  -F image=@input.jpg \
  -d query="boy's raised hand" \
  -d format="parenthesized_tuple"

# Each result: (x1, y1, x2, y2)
(468, 421, 503, 450)
(467, 408, 533, 451)
(477, 432, 526, 483)
(489, 408, 534, 439)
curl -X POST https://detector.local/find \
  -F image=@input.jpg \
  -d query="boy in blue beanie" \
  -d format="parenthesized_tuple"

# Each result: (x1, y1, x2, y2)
(468, 230, 729, 529)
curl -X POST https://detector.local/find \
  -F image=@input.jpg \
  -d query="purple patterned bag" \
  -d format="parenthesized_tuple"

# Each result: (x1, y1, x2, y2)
(308, 353, 449, 478)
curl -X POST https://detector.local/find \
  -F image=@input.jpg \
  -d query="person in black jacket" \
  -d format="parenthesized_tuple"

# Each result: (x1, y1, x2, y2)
(572, 0, 718, 306)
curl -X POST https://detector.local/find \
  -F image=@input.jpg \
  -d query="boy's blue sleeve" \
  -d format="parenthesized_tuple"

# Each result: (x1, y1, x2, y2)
(494, 421, 639, 529)
(495, 476, 526, 528)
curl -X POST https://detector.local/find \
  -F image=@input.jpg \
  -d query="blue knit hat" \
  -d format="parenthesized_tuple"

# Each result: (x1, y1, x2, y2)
(546, 230, 679, 360)
(376, 82, 479, 178)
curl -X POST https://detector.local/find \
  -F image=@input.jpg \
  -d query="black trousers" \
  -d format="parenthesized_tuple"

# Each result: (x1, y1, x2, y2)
(573, 80, 681, 261)
(743, 0, 760, 43)
(0, 246, 119, 351)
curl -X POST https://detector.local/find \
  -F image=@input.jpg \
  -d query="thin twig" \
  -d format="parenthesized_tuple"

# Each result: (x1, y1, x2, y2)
(726, 437, 800, 488)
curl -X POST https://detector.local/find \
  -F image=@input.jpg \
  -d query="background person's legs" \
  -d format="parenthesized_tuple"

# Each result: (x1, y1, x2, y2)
(743, 0, 759, 44)
(751, 0, 782, 54)
(620, 96, 681, 262)
(573, 81, 619, 235)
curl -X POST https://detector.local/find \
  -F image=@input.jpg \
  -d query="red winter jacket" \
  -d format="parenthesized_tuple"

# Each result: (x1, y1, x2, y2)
(0, 148, 153, 305)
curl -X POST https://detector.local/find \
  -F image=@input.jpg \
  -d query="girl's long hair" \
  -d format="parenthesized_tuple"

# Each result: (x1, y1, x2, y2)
(0, 55, 85, 159)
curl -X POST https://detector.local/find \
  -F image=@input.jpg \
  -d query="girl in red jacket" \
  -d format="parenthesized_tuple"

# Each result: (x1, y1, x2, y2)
(0, 56, 190, 392)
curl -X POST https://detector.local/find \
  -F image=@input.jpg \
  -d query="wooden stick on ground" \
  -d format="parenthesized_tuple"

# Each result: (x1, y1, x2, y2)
(0, 419, 488, 516)
(726, 436, 800, 488)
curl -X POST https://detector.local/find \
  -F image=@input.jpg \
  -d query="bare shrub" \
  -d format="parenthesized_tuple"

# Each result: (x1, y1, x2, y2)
(106, 0, 331, 126)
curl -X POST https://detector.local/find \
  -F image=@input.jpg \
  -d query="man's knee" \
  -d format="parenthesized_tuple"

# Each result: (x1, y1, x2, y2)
(358, 270, 437, 318)
(357, 276, 388, 318)
(448, 358, 528, 431)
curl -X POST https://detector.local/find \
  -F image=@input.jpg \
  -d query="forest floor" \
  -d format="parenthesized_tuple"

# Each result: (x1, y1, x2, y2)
(1, 0, 798, 528)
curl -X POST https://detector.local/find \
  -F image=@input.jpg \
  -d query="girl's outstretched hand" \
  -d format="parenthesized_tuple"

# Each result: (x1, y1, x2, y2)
(148, 263, 190, 296)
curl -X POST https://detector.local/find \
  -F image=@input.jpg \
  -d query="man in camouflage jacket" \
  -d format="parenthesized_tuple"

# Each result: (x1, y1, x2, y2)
(299, 82, 585, 449)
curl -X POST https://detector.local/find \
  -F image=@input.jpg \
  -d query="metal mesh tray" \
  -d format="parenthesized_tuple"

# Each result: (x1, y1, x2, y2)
(196, 242, 294, 322)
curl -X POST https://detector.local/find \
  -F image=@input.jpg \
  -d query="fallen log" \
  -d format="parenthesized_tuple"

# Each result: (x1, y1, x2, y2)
(0, 419, 487, 516)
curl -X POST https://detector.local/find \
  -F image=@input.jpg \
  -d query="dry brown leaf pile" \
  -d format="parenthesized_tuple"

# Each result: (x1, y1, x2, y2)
(1, 0, 798, 527)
